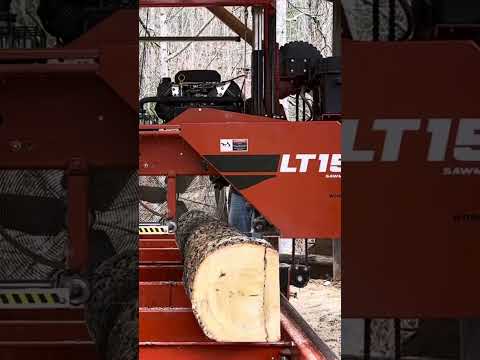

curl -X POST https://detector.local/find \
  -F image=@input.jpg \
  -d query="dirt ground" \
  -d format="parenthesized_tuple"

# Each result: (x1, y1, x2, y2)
(290, 279, 341, 358)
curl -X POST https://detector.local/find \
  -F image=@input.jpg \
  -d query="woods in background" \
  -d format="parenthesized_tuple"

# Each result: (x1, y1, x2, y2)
(139, 1, 333, 99)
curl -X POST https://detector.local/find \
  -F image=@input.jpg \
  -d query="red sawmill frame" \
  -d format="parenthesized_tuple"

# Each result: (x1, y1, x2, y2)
(0, 10, 138, 359)
(140, 109, 341, 239)
(140, 0, 276, 9)
(139, 3, 339, 359)
(139, 229, 337, 360)
(343, 39, 480, 318)
(0, 10, 138, 274)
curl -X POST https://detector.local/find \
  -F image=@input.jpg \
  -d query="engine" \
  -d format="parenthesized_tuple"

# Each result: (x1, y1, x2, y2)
(140, 70, 245, 124)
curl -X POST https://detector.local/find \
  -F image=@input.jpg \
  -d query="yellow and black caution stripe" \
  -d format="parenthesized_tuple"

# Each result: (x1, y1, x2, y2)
(139, 225, 169, 235)
(0, 288, 69, 308)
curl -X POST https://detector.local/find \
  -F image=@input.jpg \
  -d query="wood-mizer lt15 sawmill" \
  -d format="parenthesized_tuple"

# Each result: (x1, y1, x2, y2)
(343, 0, 480, 358)
(0, 1, 341, 359)
(0, 2, 139, 359)
(138, 1, 341, 359)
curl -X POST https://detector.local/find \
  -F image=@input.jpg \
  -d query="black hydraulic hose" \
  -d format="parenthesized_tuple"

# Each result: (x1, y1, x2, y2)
(139, 96, 243, 114)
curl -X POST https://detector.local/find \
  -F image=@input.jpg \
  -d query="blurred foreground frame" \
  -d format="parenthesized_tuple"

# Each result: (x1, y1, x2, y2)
(342, 0, 480, 359)
(0, 2, 139, 360)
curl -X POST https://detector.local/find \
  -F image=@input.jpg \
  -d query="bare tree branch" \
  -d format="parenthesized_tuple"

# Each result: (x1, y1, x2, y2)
(167, 15, 216, 62)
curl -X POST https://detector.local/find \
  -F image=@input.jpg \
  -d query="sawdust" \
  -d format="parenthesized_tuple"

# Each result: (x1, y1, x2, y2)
(290, 279, 341, 358)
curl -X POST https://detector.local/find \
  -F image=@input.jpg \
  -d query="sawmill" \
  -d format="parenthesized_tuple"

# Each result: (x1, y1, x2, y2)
(0, 0, 341, 359)
(0, 1, 139, 359)
(343, 0, 480, 359)
(138, 0, 341, 358)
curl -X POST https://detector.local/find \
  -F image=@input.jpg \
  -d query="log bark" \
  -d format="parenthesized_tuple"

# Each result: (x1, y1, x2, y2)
(177, 210, 280, 342)
(106, 298, 138, 360)
(85, 250, 138, 357)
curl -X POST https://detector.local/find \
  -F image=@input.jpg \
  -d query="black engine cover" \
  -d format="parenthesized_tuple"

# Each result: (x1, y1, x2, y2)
(152, 70, 244, 123)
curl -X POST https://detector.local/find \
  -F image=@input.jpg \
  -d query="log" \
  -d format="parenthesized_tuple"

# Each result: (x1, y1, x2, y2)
(85, 250, 138, 357)
(106, 298, 138, 360)
(177, 210, 280, 342)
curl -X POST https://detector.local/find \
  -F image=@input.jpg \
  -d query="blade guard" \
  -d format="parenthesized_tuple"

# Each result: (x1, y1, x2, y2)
(177, 109, 341, 239)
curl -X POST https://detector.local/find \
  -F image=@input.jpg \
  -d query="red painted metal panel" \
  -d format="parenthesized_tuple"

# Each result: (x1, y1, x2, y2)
(139, 233, 175, 240)
(67, 172, 89, 273)
(140, 248, 182, 262)
(343, 40, 480, 317)
(0, 64, 99, 73)
(179, 110, 341, 238)
(139, 264, 183, 282)
(0, 72, 138, 169)
(0, 49, 99, 60)
(0, 14, 138, 171)
(0, 321, 91, 341)
(68, 10, 139, 111)
(171, 283, 191, 308)
(140, 239, 178, 248)
(140, 282, 171, 308)
(140, 344, 290, 360)
(140, 0, 275, 8)
(0, 308, 84, 321)
(0, 342, 99, 360)
(140, 308, 210, 342)
(140, 282, 190, 308)
(0, 10, 133, 360)
(139, 110, 341, 238)
(168, 110, 279, 125)
(140, 131, 212, 176)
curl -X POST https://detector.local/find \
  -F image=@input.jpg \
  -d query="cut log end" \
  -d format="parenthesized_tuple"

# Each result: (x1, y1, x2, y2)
(191, 244, 280, 342)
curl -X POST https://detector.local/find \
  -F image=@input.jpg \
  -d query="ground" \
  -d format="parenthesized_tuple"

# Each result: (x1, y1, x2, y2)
(290, 279, 341, 358)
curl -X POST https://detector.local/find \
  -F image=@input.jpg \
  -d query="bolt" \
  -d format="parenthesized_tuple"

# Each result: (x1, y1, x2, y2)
(9, 140, 22, 152)
(70, 158, 82, 168)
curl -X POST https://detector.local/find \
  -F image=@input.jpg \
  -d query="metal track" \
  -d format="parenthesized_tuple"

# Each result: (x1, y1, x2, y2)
(139, 232, 338, 360)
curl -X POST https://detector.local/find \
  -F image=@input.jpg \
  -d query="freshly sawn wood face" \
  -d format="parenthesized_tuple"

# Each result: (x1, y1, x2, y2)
(177, 210, 281, 342)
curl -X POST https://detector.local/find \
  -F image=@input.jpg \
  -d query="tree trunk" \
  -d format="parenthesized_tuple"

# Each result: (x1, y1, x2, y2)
(85, 250, 138, 357)
(177, 210, 281, 342)
(106, 298, 138, 360)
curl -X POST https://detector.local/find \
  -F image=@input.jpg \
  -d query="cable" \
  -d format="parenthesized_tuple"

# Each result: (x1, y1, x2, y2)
(299, 86, 314, 121)
(140, 201, 166, 218)
(0, 226, 65, 270)
(223, 74, 247, 83)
